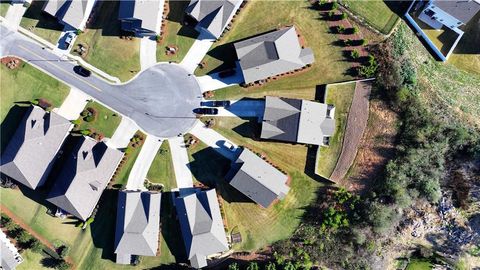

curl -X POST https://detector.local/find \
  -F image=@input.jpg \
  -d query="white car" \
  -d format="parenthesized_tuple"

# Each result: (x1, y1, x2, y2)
(223, 141, 236, 151)
(64, 33, 75, 48)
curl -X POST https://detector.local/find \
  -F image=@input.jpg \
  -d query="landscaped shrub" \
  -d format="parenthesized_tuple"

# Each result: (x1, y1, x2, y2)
(16, 230, 33, 247)
(331, 2, 338, 10)
(0, 214, 11, 227)
(350, 50, 360, 59)
(84, 115, 95, 122)
(360, 38, 368, 46)
(343, 39, 352, 46)
(328, 11, 335, 19)
(336, 25, 345, 34)
(351, 27, 358, 34)
(31, 239, 44, 253)
(340, 12, 347, 20)
(80, 129, 91, 136)
(56, 244, 69, 258)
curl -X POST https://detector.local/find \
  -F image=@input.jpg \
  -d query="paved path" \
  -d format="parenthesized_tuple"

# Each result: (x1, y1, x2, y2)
(3, 3, 26, 30)
(190, 121, 240, 160)
(203, 99, 264, 118)
(55, 25, 77, 55)
(330, 80, 373, 182)
(1, 24, 203, 138)
(106, 117, 138, 148)
(168, 136, 194, 188)
(54, 87, 90, 120)
(140, 37, 157, 70)
(197, 70, 243, 92)
(126, 136, 163, 190)
(180, 31, 215, 73)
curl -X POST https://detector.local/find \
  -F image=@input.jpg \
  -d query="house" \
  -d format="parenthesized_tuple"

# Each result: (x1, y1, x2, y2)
(234, 26, 314, 84)
(185, 0, 242, 39)
(419, 0, 480, 30)
(1, 231, 23, 270)
(114, 191, 161, 264)
(0, 106, 71, 190)
(118, 0, 163, 36)
(175, 188, 229, 269)
(225, 148, 289, 208)
(47, 136, 123, 221)
(42, 0, 96, 30)
(260, 96, 335, 146)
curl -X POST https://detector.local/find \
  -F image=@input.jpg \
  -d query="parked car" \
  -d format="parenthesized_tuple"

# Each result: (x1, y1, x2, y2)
(211, 100, 230, 107)
(223, 141, 236, 151)
(73, 65, 91, 77)
(194, 108, 218, 115)
(64, 32, 75, 48)
(218, 68, 236, 78)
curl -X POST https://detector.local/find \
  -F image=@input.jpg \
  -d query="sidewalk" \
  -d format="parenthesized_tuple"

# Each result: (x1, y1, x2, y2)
(169, 137, 194, 188)
(189, 121, 240, 160)
(180, 31, 215, 73)
(54, 87, 90, 120)
(106, 117, 138, 148)
(125, 135, 164, 190)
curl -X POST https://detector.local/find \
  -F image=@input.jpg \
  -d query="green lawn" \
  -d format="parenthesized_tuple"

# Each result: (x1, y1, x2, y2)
(341, 0, 399, 35)
(197, 0, 352, 100)
(146, 140, 177, 191)
(0, 63, 69, 151)
(156, 0, 198, 63)
(405, 259, 433, 270)
(18, 250, 50, 270)
(1, 2, 10, 17)
(316, 82, 356, 178)
(20, 0, 64, 45)
(187, 118, 320, 251)
(73, 1, 140, 82)
(111, 131, 144, 188)
(448, 12, 480, 76)
(75, 101, 121, 138)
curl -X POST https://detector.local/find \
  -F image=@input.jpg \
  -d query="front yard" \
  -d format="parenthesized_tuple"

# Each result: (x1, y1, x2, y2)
(74, 101, 121, 139)
(0, 62, 69, 151)
(73, 1, 140, 82)
(20, 0, 64, 45)
(146, 140, 177, 191)
(316, 82, 356, 178)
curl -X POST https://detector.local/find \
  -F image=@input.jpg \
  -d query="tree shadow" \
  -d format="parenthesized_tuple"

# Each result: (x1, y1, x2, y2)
(22, 0, 64, 31)
(160, 192, 188, 263)
(0, 105, 29, 154)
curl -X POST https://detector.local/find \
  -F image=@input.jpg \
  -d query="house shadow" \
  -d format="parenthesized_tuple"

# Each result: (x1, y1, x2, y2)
(165, 0, 199, 39)
(22, 0, 64, 32)
(315, 84, 327, 103)
(452, 12, 480, 55)
(304, 145, 335, 184)
(0, 105, 29, 154)
(383, 0, 411, 17)
(85, 1, 123, 37)
(89, 189, 118, 261)
(202, 43, 237, 75)
(159, 192, 188, 263)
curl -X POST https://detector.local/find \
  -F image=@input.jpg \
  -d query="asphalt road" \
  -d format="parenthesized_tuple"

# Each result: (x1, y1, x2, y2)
(0, 25, 202, 138)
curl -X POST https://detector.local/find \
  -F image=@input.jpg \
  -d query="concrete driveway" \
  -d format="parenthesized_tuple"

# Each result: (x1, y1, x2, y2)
(190, 121, 240, 160)
(140, 37, 157, 70)
(201, 99, 265, 118)
(168, 137, 193, 188)
(180, 31, 215, 73)
(125, 135, 163, 190)
(196, 70, 243, 92)
(55, 87, 90, 120)
(106, 117, 139, 149)
(4, 3, 27, 30)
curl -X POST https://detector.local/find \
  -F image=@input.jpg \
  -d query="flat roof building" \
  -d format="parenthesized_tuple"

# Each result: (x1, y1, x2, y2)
(175, 188, 228, 269)
(47, 136, 123, 221)
(114, 191, 162, 264)
(234, 26, 314, 84)
(261, 96, 335, 146)
(225, 148, 289, 208)
(0, 106, 71, 189)
(185, 0, 242, 39)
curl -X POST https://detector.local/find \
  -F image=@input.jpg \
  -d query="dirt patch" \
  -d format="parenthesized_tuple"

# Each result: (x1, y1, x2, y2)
(343, 99, 398, 193)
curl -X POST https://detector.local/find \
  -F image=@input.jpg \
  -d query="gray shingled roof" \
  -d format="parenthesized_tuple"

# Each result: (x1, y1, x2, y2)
(114, 191, 161, 264)
(185, 0, 242, 38)
(225, 148, 289, 208)
(432, 0, 480, 24)
(0, 106, 71, 190)
(261, 96, 335, 146)
(175, 188, 228, 269)
(47, 136, 123, 221)
(234, 26, 315, 83)
(42, 0, 93, 29)
(118, 0, 161, 34)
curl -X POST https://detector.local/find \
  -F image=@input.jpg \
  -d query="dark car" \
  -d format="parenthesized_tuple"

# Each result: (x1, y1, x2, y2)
(218, 68, 236, 78)
(211, 100, 230, 107)
(194, 108, 218, 115)
(74, 65, 91, 77)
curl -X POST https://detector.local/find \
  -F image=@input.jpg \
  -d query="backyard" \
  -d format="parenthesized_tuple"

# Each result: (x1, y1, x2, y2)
(146, 140, 177, 191)
(20, 0, 64, 45)
(448, 12, 480, 76)
(0, 62, 69, 151)
(73, 0, 140, 82)
(197, 0, 353, 100)
(156, 0, 198, 63)
(187, 119, 320, 251)
(74, 101, 122, 139)
(341, 0, 399, 35)
(316, 82, 356, 178)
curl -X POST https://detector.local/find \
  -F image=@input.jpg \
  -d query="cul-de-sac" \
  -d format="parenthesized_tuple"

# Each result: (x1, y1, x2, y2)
(0, 0, 479, 269)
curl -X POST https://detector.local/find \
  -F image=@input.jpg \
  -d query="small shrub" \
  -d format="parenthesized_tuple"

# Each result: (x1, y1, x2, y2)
(340, 12, 347, 20)
(350, 50, 360, 59)
(57, 245, 69, 258)
(336, 25, 345, 34)
(351, 27, 358, 34)
(31, 99, 39, 105)
(16, 230, 33, 246)
(328, 11, 335, 18)
(331, 2, 338, 10)
(360, 39, 368, 46)
(80, 129, 91, 136)
(343, 39, 352, 46)
(71, 119, 81, 125)
(31, 239, 44, 253)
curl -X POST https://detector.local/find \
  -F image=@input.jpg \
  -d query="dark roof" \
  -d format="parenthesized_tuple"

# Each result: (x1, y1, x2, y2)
(114, 191, 161, 264)
(47, 136, 123, 221)
(0, 106, 71, 189)
(433, 0, 480, 24)
(226, 148, 289, 208)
